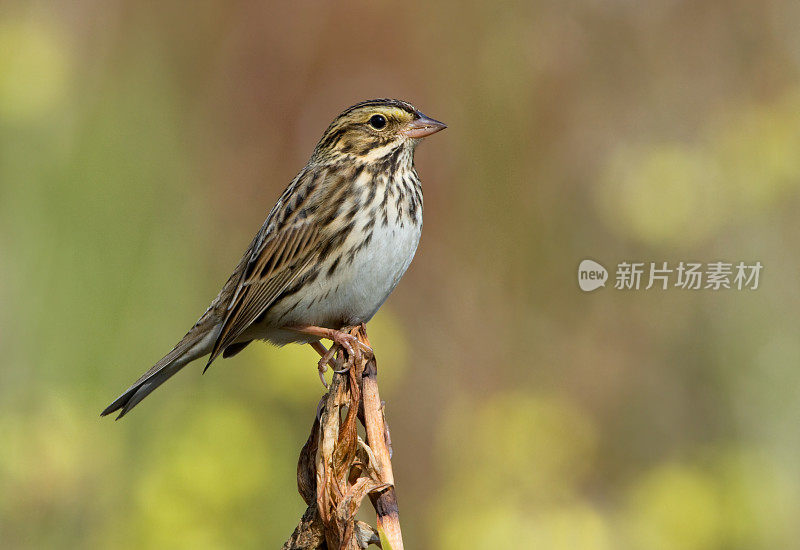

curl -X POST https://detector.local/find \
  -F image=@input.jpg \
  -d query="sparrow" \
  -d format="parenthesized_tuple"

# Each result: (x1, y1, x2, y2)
(102, 99, 445, 419)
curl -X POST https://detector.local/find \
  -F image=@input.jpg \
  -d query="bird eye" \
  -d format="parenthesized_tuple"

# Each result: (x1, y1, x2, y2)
(369, 114, 387, 130)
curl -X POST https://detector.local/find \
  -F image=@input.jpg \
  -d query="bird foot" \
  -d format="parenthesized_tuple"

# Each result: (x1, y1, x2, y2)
(309, 341, 334, 387)
(301, 326, 373, 387)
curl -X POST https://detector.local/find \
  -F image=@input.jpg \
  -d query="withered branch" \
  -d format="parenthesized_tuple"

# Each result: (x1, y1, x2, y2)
(282, 325, 403, 550)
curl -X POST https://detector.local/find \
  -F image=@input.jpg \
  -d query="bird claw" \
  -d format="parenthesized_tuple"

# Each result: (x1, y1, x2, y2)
(357, 341, 374, 358)
(316, 346, 339, 388)
(303, 326, 373, 386)
(333, 364, 352, 374)
(312, 337, 357, 386)
(327, 331, 370, 371)
(318, 367, 328, 388)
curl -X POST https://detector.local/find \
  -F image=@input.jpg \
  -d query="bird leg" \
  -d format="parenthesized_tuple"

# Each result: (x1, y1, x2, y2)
(294, 326, 373, 380)
(294, 326, 373, 356)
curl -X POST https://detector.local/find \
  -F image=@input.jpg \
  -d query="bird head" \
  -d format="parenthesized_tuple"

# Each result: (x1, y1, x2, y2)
(312, 99, 446, 163)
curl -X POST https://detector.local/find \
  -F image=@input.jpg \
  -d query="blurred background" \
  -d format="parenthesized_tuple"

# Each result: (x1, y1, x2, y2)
(2, 1, 800, 548)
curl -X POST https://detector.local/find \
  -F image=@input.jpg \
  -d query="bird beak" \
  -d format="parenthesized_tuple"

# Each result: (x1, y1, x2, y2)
(400, 112, 447, 138)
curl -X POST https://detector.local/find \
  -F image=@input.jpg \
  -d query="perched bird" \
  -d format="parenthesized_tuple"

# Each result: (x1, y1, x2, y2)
(102, 98, 446, 419)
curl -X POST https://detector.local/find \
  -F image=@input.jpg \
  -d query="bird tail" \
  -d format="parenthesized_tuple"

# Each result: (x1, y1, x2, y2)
(101, 320, 219, 420)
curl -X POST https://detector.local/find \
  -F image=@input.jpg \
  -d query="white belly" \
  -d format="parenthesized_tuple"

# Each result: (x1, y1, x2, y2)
(329, 219, 421, 324)
(261, 217, 421, 344)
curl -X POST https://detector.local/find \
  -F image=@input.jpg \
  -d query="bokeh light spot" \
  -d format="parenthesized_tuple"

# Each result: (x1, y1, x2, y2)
(0, 16, 71, 121)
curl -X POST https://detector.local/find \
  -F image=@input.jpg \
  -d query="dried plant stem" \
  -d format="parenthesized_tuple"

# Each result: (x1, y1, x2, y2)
(283, 325, 403, 550)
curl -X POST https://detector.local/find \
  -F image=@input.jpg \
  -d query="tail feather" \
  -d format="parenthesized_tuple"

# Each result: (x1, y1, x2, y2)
(101, 323, 219, 420)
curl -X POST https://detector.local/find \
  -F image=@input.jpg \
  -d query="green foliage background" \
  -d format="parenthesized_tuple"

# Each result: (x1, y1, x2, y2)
(2, 2, 800, 548)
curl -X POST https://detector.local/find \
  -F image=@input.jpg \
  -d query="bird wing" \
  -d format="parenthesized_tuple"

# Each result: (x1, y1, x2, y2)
(206, 218, 323, 367)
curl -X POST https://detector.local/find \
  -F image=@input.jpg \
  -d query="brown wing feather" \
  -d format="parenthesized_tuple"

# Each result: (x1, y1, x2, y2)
(206, 221, 322, 367)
